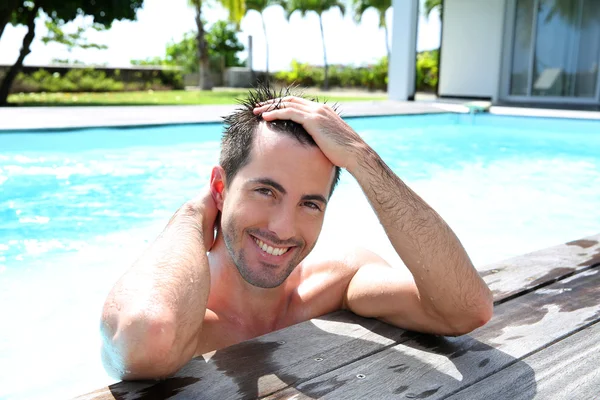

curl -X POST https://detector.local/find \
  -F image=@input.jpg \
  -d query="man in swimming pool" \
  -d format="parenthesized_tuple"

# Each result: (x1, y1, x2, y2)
(100, 84, 493, 379)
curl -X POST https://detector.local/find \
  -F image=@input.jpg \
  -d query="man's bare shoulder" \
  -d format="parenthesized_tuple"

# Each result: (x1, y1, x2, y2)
(290, 246, 388, 317)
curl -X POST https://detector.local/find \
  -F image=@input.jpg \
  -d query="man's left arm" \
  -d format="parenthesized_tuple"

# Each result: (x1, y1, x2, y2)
(255, 98, 493, 336)
(344, 146, 493, 335)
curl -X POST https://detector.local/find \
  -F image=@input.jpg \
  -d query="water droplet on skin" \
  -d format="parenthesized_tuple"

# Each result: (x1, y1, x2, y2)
(190, 278, 194, 283)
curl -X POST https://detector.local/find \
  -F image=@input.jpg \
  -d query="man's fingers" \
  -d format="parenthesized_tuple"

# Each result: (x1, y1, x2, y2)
(255, 96, 313, 108)
(260, 106, 311, 125)
(254, 101, 312, 115)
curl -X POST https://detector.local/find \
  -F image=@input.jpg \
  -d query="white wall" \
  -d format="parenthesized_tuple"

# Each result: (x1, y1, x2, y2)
(439, 0, 506, 98)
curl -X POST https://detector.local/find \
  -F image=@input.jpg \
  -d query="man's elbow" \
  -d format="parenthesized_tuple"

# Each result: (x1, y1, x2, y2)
(446, 296, 494, 336)
(100, 311, 181, 380)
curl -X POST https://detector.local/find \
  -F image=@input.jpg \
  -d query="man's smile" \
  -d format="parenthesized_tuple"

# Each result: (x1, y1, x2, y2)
(248, 233, 297, 263)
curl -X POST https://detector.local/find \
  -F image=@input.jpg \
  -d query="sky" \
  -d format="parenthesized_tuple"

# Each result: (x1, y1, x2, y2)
(0, 0, 441, 72)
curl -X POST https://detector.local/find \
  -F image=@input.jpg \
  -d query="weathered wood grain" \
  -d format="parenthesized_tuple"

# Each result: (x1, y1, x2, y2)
(76, 312, 413, 400)
(447, 321, 600, 400)
(264, 267, 600, 400)
(479, 233, 600, 303)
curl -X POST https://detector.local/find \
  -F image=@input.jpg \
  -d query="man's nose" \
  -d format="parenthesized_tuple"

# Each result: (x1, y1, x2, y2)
(267, 205, 297, 243)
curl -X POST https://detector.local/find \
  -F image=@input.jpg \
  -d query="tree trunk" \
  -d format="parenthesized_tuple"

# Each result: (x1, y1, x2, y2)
(0, 4, 39, 106)
(261, 13, 269, 79)
(0, 17, 10, 42)
(221, 55, 225, 86)
(318, 14, 328, 91)
(194, 1, 212, 90)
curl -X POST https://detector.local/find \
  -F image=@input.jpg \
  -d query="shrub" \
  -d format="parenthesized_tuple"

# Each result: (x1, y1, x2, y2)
(416, 49, 439, 92)
(274, 57, 388, 91)
(10, 67, 183, 93)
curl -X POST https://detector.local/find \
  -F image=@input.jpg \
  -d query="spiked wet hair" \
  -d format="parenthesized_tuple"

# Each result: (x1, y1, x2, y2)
(220, 82, 341, 198)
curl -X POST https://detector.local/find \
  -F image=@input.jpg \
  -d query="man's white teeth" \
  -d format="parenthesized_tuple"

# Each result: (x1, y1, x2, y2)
(254, 237, 290, 256)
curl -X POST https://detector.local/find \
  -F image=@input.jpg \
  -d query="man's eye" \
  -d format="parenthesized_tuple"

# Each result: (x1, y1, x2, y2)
(256, 188, 274, 197)
(304, 202, 321, 211)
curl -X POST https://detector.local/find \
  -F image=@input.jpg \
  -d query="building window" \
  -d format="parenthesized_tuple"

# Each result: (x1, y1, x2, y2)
(508, 0, 600, 100)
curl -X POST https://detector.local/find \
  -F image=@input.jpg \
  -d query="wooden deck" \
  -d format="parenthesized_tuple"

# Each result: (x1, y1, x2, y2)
(77, 234, 600, 400)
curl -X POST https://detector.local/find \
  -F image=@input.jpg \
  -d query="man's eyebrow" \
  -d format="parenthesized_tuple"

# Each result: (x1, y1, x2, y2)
(249, 178, 287, 194)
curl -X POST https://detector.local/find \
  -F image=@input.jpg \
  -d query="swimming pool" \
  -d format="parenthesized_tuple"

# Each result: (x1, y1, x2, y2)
(1, 113, 599, 399)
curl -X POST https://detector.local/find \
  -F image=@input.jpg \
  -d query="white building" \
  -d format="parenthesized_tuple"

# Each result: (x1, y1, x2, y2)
(390, 0, 600, 108)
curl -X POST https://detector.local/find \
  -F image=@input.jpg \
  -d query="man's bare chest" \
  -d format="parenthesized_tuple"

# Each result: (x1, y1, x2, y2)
(194, 307, 304, 357)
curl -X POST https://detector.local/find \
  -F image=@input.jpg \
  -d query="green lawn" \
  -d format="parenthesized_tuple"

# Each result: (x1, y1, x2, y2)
(7, 89, 387, 106)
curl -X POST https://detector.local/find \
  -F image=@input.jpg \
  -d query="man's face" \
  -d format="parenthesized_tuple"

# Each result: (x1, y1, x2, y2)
(219, 123, 336, 288)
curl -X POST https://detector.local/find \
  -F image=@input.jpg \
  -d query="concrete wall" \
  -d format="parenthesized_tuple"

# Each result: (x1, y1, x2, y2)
(439, 0, 506, 98)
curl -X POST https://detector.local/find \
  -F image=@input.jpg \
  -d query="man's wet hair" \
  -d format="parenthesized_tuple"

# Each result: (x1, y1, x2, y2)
(220, 82, 341, 198)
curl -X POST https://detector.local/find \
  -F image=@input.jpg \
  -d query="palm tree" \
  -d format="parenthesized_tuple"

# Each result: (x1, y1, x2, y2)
(283, 0, 346, 91)
(352, 0, 391, 60)
(424, 0, 442, 20)
(219, 0, 246, 28)
(189, 0, 245, 90)
(245, 0, 280, 78)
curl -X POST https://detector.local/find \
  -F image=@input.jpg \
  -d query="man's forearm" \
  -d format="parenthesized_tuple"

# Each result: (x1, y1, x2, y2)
(101, 203, 211, 378)
(348, 145, 493, 329)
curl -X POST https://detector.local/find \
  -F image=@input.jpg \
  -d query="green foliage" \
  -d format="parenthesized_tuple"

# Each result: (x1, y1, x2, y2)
(274, 60, 322, 87)
(416, 49, 438, 92)
(282, 0, 345, 18)
(5, 0, 144, 30)
(424, 0, 442, 19)
(352, 0, 391, 27)
(41, 19, 108, 51)
(131, 21, 244, 74)
(206, 20, 245, 69)
(245, 0, 280, 14)
(8, 89, 386, 106)
(165, 32, 199, 73)
(274, 50, 439, 93)
(11, 67, 184, 93)
(1, 0, 145, 104)
(274, 57, 388, 91)
(14, 69, 123, 92)
(218, 0, 246, 28)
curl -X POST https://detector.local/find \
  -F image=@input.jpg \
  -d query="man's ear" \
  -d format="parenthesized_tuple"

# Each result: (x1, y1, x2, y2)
(210, 166, 226, 211)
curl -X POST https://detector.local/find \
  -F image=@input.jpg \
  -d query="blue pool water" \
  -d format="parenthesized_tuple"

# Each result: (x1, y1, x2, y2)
(1, 113, 599, 399)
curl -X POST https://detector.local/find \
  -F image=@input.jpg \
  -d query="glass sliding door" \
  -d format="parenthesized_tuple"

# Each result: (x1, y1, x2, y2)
(505, 0, 600, 102)
(575, 0, 600, 98)
(509, 0, 535, 95)
(532, 0, 579, 97)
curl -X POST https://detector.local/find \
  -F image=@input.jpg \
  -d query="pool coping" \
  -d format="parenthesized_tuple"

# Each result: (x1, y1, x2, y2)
(1, 100, 600, 131)
(0, 101, 446, 132)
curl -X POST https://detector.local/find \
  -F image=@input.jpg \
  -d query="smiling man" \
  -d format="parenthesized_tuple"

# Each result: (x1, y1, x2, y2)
(100, 84, 493, 380)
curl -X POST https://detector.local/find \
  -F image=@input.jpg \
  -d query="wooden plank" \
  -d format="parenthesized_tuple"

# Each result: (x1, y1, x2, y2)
(446, 321, 600, 400)
(75, 312, 412, 400)
(76, 234, 600, 399)
(479, 233, 600, 303)
(264, 267, 600, 400)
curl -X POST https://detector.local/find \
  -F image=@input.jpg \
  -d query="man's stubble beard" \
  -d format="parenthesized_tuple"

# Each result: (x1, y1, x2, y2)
(221, 214, 316, 289)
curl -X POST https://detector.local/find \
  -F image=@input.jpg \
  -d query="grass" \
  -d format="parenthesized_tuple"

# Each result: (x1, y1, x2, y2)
(7, 89, 387, 106)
